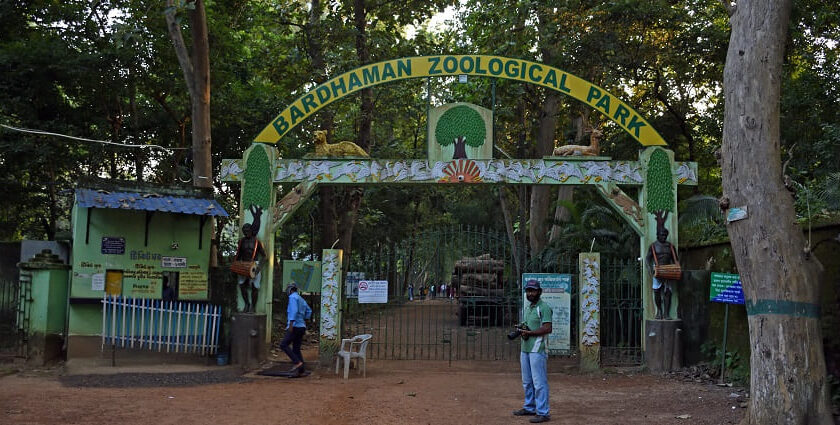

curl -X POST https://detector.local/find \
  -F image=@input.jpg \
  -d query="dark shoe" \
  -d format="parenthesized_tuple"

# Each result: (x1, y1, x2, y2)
(530, 415, 550, 423)
(512, 409, 536, 416)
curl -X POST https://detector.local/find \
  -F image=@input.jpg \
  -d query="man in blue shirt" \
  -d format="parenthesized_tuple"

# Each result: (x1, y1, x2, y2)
(513, 279, 553, 423)
(280, 283, 312, 376)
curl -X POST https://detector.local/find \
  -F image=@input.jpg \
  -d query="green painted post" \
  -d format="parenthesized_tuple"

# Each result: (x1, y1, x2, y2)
(639, 147, 680, 325)
(238, 143, 277, 345)
(579, 252, 600, 371)
(319, 249, 343, 365)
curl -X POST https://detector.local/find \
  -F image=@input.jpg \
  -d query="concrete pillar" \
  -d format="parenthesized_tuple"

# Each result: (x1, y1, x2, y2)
(17, 249, 70, 365)
(578, 252, 600, 372)
(319, 249, 342, 365)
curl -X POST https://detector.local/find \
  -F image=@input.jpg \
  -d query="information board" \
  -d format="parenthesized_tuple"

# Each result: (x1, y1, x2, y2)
(522, 273, 572, 354)
(101, 237, 125, 255)
(345, 272, 365, 298)
(161, 256, 187, 268)
(282, 260, 322, 293)
(179, 269, 208, 299)
(710, 272, 745, 305)
(358, 280, 388, 303)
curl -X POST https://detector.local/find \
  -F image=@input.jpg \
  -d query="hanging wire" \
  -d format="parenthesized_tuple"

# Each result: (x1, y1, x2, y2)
(0, 124, 189, 153)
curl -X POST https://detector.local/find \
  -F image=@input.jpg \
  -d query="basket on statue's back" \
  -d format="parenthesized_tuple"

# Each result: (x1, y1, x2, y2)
(230, 239, 259, 278)
(651, 245, 682, 281)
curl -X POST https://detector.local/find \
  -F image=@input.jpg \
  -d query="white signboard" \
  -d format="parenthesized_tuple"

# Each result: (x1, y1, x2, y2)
(358, 280, 388, 304)
(91, 273, 105, 291)
(161, 256, 187, 268)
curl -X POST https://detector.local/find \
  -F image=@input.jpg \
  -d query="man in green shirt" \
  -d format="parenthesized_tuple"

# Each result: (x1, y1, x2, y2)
(513, 279, 553, 423)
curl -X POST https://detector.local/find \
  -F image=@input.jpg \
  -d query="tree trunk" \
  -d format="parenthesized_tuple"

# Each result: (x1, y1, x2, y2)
(164, 0, 212, 189)
(499, 187, 521, 279)
(529, 90, 560, 257)
(720, 1, 832, 423)
(354, 0, 372, 152)
(549, 186, 574, 243)
(453, 136, 467, 159)
(305, 0, 338, 255)
(188, 0, 211, 189)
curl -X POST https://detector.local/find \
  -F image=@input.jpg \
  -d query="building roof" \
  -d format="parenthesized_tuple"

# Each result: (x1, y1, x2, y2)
(75, 188, 229, 217)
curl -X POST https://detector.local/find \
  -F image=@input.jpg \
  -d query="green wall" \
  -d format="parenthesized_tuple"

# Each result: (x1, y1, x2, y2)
(70, 206, 212, 300)
(69, 205, 214, 339)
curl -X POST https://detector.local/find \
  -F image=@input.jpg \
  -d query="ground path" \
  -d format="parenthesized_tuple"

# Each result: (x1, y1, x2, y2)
(0, 357, 745, 425)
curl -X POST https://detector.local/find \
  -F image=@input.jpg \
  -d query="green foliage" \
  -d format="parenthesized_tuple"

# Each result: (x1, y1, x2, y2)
(434, 105, 486, 148)
(645, 149, 675, 214)
(678, 195, 728, 245)
(700, 341, 750, 385)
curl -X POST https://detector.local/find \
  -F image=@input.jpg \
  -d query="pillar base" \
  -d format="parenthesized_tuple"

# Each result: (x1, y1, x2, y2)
(231, 313, 266, 369)
(645, 319, 683, 372)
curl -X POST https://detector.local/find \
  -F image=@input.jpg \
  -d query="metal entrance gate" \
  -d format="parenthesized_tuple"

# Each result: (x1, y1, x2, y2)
(343, 226, 524, 361)
(600, 259, 643, 366)
(341, 226, 642, 364)
(0, 276, 29, 359)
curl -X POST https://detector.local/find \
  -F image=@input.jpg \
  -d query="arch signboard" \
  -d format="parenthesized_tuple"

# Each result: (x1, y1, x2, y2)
(255, 55, 667, 147)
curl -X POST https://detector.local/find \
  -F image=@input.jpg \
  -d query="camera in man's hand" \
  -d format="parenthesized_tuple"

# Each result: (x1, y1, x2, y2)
(507, 323, 530, 340)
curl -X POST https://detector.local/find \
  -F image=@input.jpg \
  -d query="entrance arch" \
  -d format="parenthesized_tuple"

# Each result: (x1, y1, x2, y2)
(225, 53, 698, 368)
(254, 55, 667, 147)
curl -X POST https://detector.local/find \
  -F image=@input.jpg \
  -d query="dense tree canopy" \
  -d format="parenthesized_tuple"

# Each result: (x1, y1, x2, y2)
(0, 0, 837, 255)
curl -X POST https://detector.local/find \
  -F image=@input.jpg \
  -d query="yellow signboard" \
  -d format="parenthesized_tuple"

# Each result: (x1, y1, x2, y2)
(256, 55, 667, 147)
(179, 270, 208, 300)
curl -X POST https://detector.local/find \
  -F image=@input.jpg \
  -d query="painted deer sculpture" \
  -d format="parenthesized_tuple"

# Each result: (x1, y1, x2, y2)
(553, 125, 603, 157)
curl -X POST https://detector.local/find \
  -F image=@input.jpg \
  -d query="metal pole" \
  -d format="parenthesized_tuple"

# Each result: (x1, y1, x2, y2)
(491, 79, 497, 148)
(719, 303, 729, 384)
(425, 78, 432, 152)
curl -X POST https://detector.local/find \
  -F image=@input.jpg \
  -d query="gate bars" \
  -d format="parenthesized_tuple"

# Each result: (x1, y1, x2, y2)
(342, 225, 643, 365)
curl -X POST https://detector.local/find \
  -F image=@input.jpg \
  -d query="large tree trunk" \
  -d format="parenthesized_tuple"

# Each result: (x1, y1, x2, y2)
(529, 91, 560, 257)
(305, 0, 338, 254)
(189, 0, 212, 189)
(720, 1, 832, 423)
(330, 0, 372, 259)
(164, 0, 212, 189)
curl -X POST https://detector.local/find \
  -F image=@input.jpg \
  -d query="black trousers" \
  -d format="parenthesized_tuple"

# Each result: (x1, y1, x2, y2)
(280, 326, 306, 365)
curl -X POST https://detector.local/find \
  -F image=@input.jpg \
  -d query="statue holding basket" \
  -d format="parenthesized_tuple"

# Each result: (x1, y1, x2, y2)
(646, 227, 682, 319)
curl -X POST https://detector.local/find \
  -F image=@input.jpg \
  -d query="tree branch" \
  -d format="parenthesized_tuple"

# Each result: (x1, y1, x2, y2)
(718, 0, 735, 16)
(164, 1, 196, 99)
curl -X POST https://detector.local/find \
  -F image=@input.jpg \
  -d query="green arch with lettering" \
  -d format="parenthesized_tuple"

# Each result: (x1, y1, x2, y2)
(255, 55, 666, 147)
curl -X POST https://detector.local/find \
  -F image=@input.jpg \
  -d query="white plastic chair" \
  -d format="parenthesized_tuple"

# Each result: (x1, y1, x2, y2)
(335, 334, 372, 379)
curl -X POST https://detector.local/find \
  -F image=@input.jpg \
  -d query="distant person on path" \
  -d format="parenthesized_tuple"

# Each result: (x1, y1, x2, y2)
(408, 283, 414, 301)
(280, 283, 312, 377)
(513, 280, 553, 423)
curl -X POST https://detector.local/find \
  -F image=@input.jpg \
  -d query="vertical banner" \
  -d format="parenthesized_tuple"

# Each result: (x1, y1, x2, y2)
(319, 249, 343, 364)
(522, 273, 572, 355)
(579, 253, 601, 371)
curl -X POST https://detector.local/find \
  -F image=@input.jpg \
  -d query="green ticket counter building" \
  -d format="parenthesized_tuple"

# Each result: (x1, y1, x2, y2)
(67, 182, 227, 358)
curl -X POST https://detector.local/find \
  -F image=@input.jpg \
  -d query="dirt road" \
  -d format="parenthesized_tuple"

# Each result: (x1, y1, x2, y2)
(0, 358, 745, 425)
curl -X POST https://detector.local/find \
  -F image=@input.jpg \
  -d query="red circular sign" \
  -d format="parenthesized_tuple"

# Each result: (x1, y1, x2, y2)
(358, 281, 368, 291)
